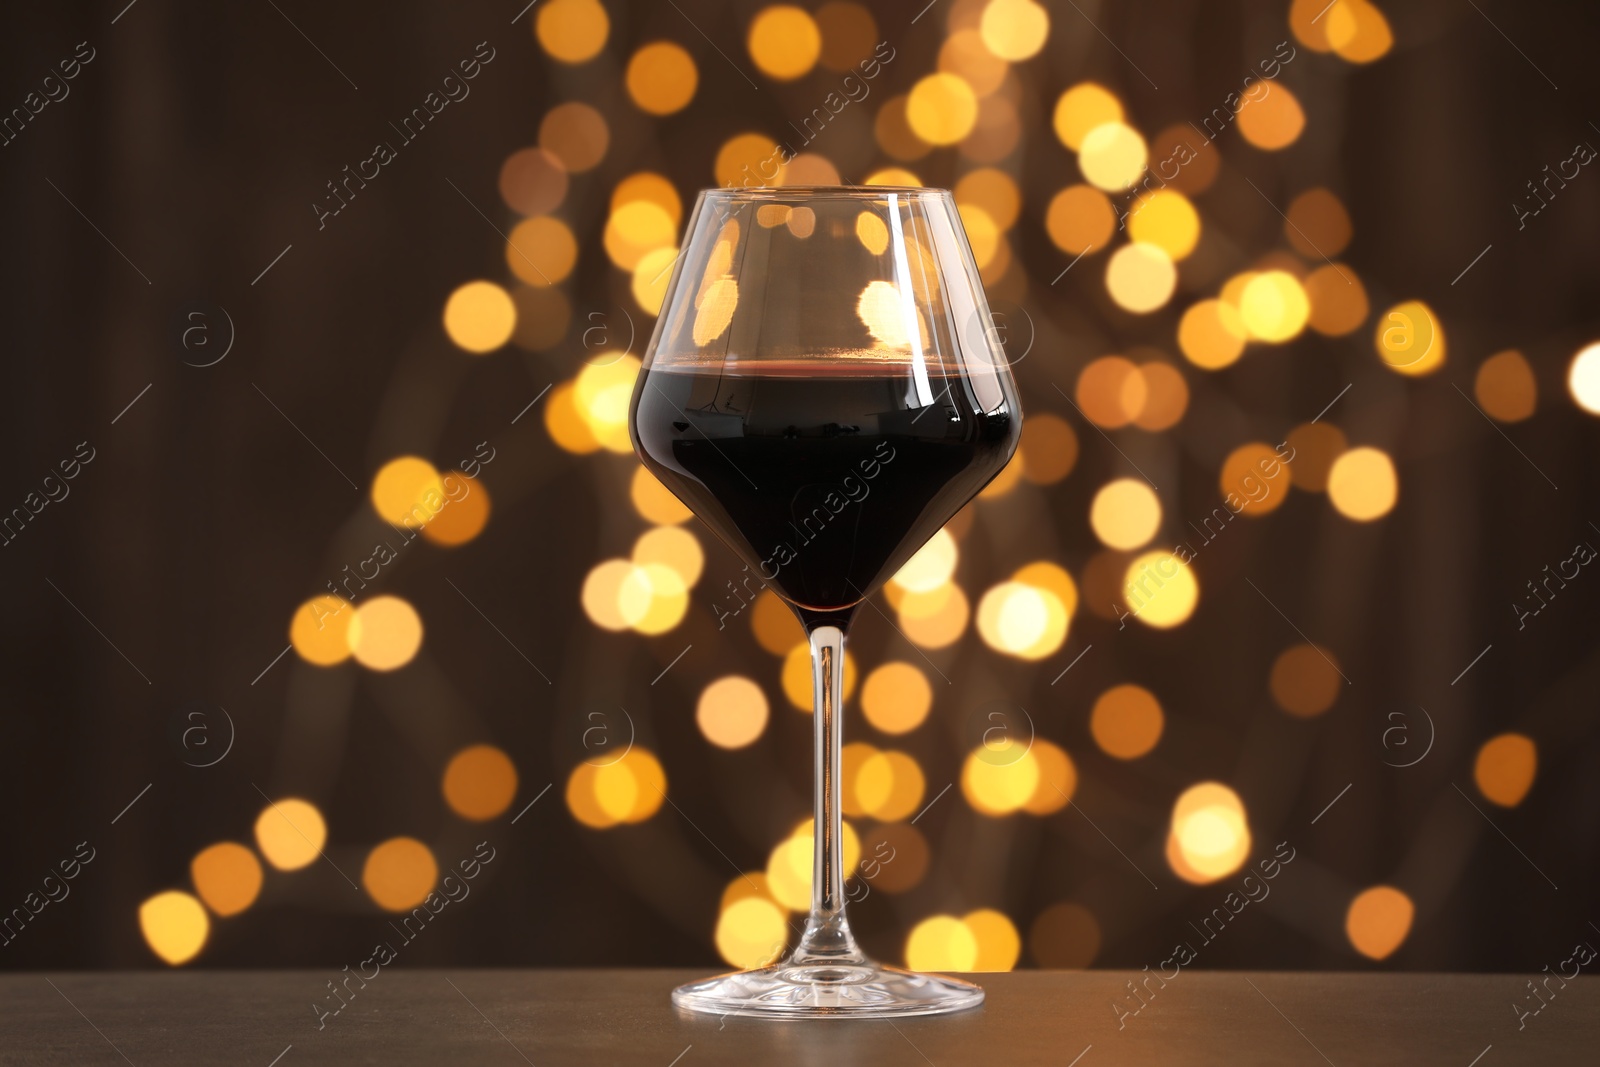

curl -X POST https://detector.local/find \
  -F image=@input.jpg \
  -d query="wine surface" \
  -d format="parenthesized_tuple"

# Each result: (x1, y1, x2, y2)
(631, 361, 1019, 613)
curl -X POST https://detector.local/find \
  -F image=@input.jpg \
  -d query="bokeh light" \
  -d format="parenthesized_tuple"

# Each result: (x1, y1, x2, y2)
(1474, 733, 1537, 807)
(979, 0, 1050, 61)
(506, 215, 578, 286)
(254, 798, 327, 871)
(747, 5, 822, 80)
(1053, 82, 1123, 150)
(190, 843, 263, 917)
(1123, 551, 1199, 629)
(1179, 299, 1247, 369)
(539, 101, 609, 172)
(1375, 300, 1445, 376)
(905, 914, 978, 971)
(1346, 886, 1413, 960)
(1566, 342, 1600, 414)
(1269, 644, 1344, 717)
(965, 908, 1022, 971)
(1079, 122, 1148, 192)
(139, 891, 209, 965)
(697, 675, 770, 749)
(535, 0, 609, 64)
(1327, 446, 1398, 521)
(1090, 684, 1164, 759)
(1019, 412, 1079, 484)
(289, 594, 355, 666)
(862, 661, 932, 734)
(716, 895, 787, 968)
(363, 837, 439, 912)
(1106, 243, 1177, 313)
(961, 738, 1041, 816)
(1474, 350, 1536, 422)
(1089, 478, 1162, 550)
(421, 473, 491, 547)
(349, 595, 424, 671)
(630, 466, 692, 525)
(442, 281, 516, 353)
(890, 528, 958, 592)
(625, 41, 697, 115)
(442, 744, 519, 821)
(1046, 184, 1115, 255)
(907, 73, 978, 145)
(1169, 782, 1251, 882)
(1237, 83, 1306, 150)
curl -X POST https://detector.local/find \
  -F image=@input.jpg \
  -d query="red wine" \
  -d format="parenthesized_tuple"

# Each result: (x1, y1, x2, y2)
(631, 360, 1019, 617)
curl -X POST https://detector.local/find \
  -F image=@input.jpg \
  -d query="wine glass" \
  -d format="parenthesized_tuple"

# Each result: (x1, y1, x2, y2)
(629, 186, 1021, 1018)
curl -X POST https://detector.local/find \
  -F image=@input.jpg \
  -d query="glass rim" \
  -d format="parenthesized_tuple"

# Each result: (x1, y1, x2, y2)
(700, 184, 952, 201)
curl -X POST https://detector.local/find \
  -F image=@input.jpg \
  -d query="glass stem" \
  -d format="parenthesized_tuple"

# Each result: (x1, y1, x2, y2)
(790, 622, 864, 966)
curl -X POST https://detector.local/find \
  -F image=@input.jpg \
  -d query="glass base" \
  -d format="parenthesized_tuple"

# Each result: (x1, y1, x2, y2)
(672, 960, 985, 1019)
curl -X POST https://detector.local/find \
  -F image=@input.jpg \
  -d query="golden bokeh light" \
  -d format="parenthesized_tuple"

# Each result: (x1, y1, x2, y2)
(839, 742, 879, 818)
(539, 101, 609, 173)
(289, 594, 355, 667)
(896, 582, 971, 648)
(1021, 739, 1076, 815)
(1474, 350, 1536, 422)
(863, 166, 923, 187)
(633, 525, 704, 587)
(1290, 0, 1336, 51)
(1170, 782, 1251, 882)
(442, 744, 519, 821)
(1569, 342, 1600, 414)
(1286, 188, 1352, 258)
(964, 908, 1022, 971)
(625, 41, 697, 115)
(1046, 184, 1115, 255)
(630, 466, 691, 525)
(1327, 0, 1394, 64)
(961, 739, 1041, 816)
(1346, 886, 1413, 960)
(535, 0, 609, 64)
(1305, 263, 1369, 336)
(939, 28, 1007, 97)
(581, 559, 635, 631)
(1374, 300, 1445, 376)
(697, 675, 770, 749)
(1269, 644, 1344, 717)
(716, 896, 788, 969)
(955, 167, 1021, 231)
(498, 146, 568, 218)
(254, 798, 327, 872)
(565, 762, 615, 829)
(612, 171, 683, 226)
(1474, 733, 1537, 807)
(421, 473, 490, 547)
(1123, 550, 1199, 629)
(856, 750, 926, 822)
(1076, 355, 1147, 428)
(139, 891, 209, 965)
(715, 132, 786, 187)
(907, 73, 979, 145)
(372, 455, 445, 528)
(1178, 299, 1248, 370)
(874, 95, 931, 162)
(1090, 684, 1164, 759)
(861, 661, 932, 734)
(1239, 270, 1310, 342)
(976, 580, 1068, 660)
(506, 215, 578, 287)
(442, 280, 516, 353)
(1079, 122, 1149, 191)
(1013, 561, 1078, 621)
(190, 843, 263, 917)
(1128, 189, 1201, 260)
(1020, 412, 1078, 484)
(751, 589, 804, 655)
(1327, 446, 1398, 521)
(618, 562, 690, 635)
(603, 201, 676, 272)
(1089, 478, 1162, 551)
(631, 245, 679, 317)
(574, 355, 642, 452)
(1106, 243, 1178, 314)
(891, 528, 958, 592)
(905, 914, 978, 971)
(1237, 83, 1306, 150)
(1053, 82, 1123, 150)
(591, 747, 667, 824)
(362, 837, 438, 912)
(747, 5, 822, 80)
(979, 0, 1050, 61)
(1132, 361, 1189, 431)
(767, 819, 861, 910)
(1219, 441, 1291, 518)
(349, 595, 424, 671)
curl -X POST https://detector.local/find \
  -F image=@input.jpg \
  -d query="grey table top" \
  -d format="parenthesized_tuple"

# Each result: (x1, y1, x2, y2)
(2, 969, 1594, 1065)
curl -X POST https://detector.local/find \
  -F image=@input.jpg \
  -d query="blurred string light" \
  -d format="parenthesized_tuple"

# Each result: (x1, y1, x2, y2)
(1269, 644, 1344, 717)
(362, 837, 439, 912)
(565, 747, 668, 828)
(1345, 885, 1413, 960)
(1474, 733, 1537, 807)
(1168, 783, 1251, 883)
(138, 891, 210, 965)
(442, 744, 519, 820)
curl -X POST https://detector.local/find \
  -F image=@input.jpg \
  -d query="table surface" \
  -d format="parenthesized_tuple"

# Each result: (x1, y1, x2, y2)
(3, 969, 1594, 1066)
